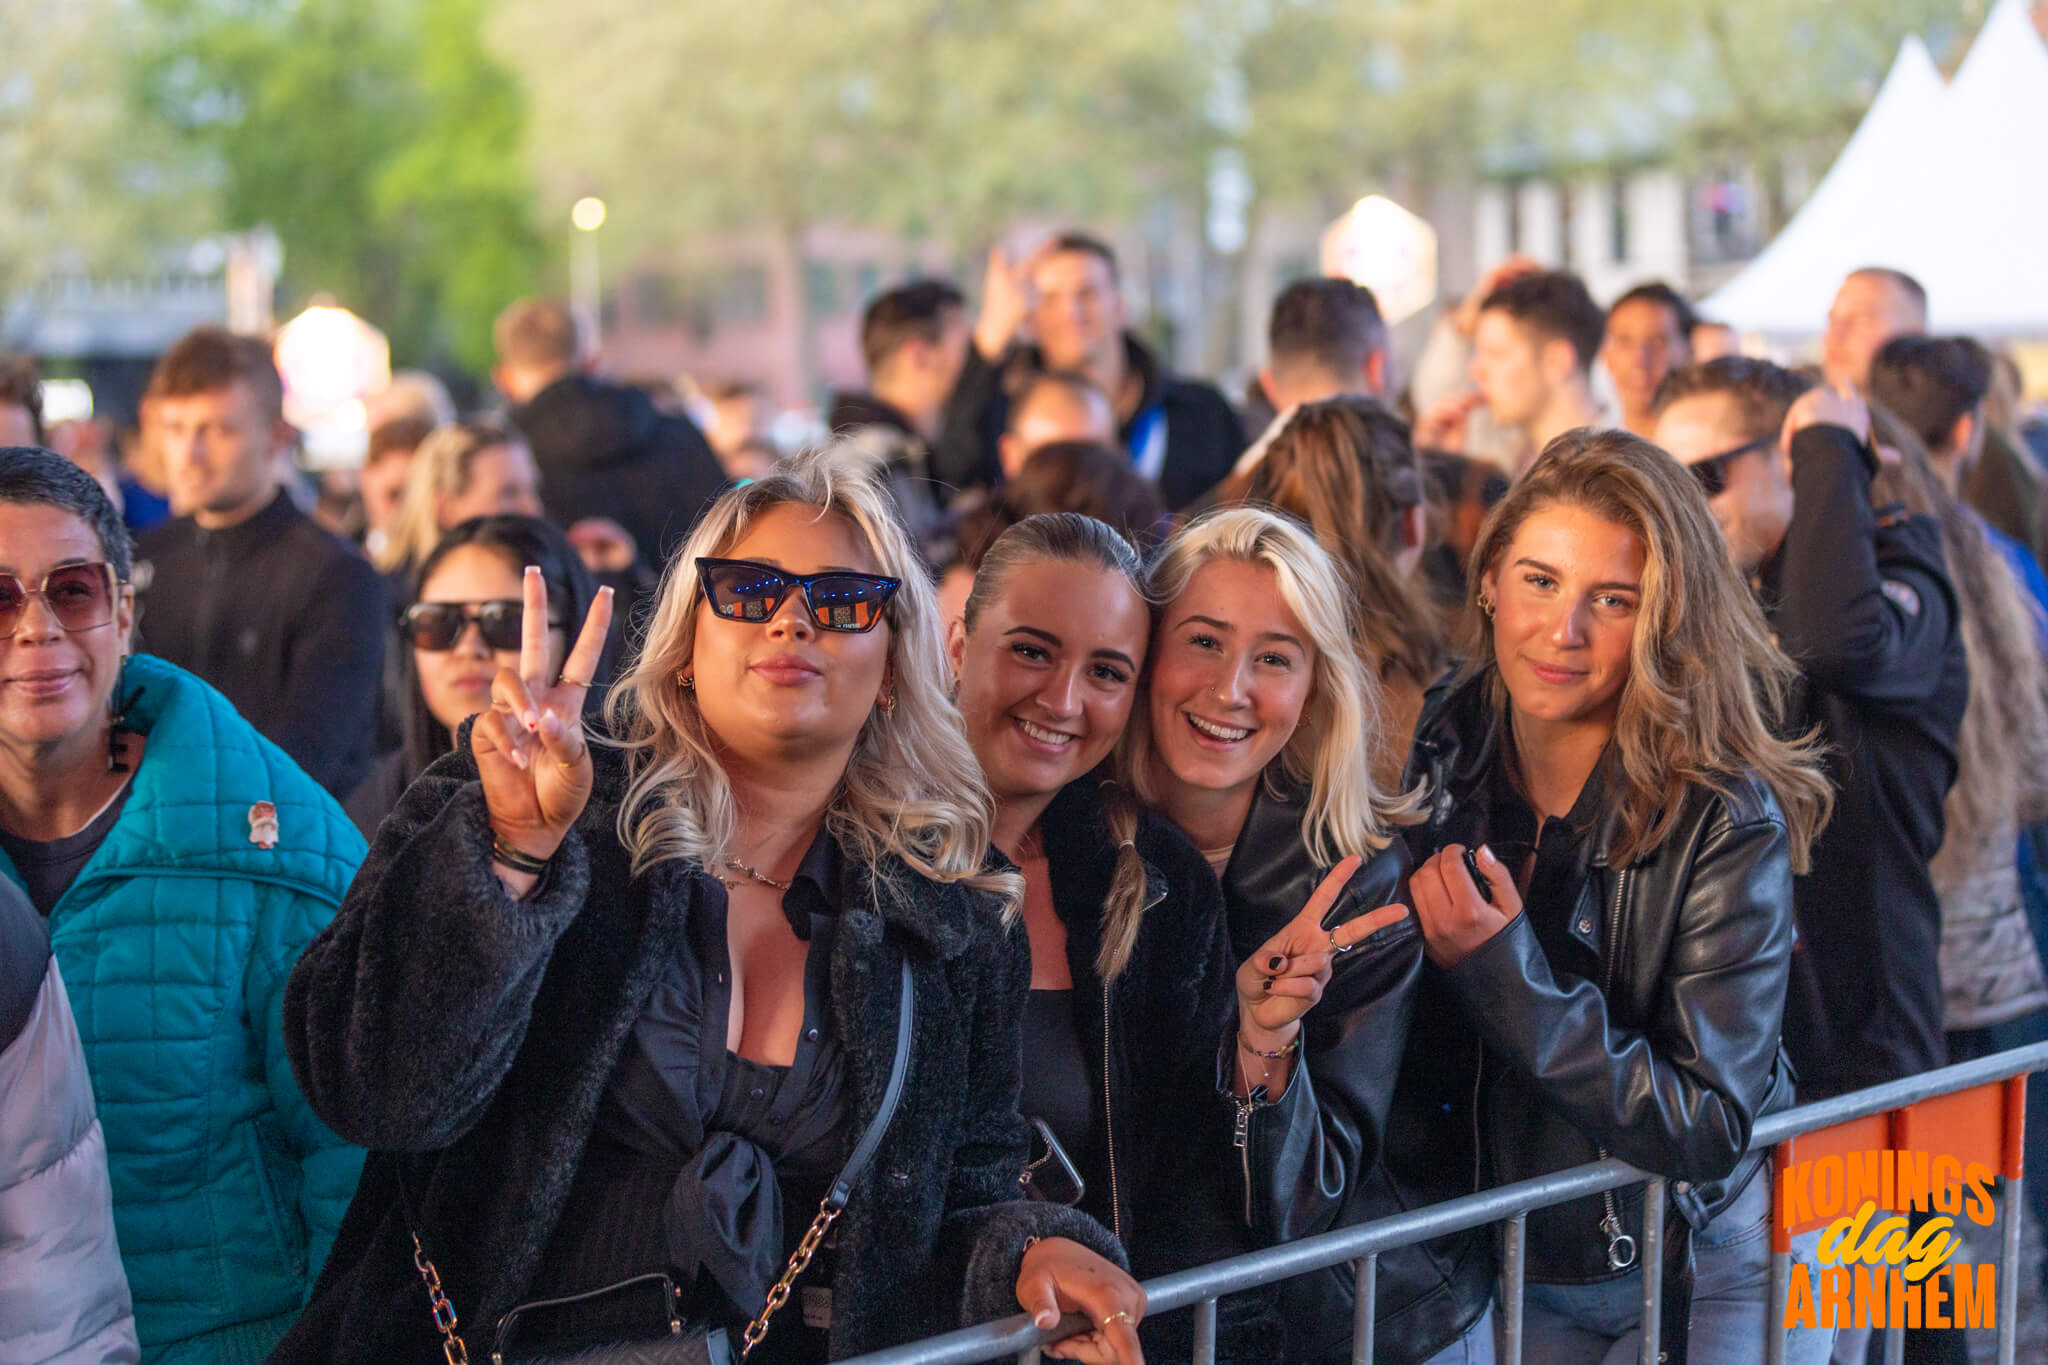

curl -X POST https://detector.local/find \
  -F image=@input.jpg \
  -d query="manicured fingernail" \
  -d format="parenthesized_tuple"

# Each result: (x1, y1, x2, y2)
(1267, 954, 1285, 971)
(1479, 844, 1499, 865)
(1035, 1309, 1057, 1330)
(525, 712, 539, 731)
(1262, 979, 1273, 993)
(511, 746, 529, 771)
(600, 585, 614, 598)
(541, 710, 562, 739)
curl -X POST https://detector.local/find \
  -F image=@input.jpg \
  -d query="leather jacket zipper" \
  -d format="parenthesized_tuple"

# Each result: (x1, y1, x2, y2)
(1232, 1088, 1259, 1225)
(1102, 979, 1123, 1244)
(1595, 867, 1638, 1272)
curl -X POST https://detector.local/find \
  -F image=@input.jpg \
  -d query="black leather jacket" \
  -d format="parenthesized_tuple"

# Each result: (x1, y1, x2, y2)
(1222, 773, 1493, 1365)
(1407, 674, 1797, 1297)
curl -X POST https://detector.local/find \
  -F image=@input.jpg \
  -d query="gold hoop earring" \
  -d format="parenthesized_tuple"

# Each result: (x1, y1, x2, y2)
(878, 689, 897, 714)
(1477, 590, 1496, 619)
(677, 671, 695, 691)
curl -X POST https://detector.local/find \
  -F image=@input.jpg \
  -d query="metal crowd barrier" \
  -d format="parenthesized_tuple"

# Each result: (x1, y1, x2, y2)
(839, 1040, 2048, 1365)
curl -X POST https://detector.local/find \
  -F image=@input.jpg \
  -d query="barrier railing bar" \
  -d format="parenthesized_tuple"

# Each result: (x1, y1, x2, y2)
(838, 1043, 2048, 1365)
(1500, 1211, 1527, 1364)
(2000, 1173, 2023, 1365)
(1188, 1296, 1216, 1365)
(1767, 1143, 1790, 1365)
(1638, 1176, 1665, 1365)
(1750, 1042, 2048, 1145)
(1349, 1253, 1375, 1365)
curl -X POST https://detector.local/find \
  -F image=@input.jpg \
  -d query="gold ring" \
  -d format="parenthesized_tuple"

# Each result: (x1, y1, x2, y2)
(1098, 1310, 1133, 1329)
(558, 674, 591, 689)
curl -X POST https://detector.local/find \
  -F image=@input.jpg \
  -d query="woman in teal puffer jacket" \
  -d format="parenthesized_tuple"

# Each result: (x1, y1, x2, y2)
(0, 447, 364, 1364)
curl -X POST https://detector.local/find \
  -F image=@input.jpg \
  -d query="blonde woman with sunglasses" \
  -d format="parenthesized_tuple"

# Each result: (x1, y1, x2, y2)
(281, 448, 1144, 1365)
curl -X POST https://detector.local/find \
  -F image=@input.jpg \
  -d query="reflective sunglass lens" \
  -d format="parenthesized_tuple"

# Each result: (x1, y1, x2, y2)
(704, 564, 790, 622)
(474, 603, 526, 651)
(807, 577, 890, 631)
(404, 605, 464, 650)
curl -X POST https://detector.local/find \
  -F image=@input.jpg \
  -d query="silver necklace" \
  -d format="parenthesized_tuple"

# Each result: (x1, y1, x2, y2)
(720, 858, 792, 892)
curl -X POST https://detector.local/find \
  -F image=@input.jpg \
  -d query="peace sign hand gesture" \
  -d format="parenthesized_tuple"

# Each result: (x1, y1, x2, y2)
(470, 568, 613, 885)
(1235, 856, 1411, 1053)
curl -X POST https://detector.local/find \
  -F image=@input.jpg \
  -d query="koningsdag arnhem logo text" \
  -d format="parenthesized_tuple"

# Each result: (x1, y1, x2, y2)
(1779, 1148, 1999, 1330)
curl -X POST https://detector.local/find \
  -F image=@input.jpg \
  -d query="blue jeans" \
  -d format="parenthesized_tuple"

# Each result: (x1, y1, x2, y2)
(1521, 1174, 1837, 1364)
(1415, 1308, 1492, 1364)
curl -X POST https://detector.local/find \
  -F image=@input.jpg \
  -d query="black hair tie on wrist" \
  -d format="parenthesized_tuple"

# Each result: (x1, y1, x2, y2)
(490, 837, 552, 876)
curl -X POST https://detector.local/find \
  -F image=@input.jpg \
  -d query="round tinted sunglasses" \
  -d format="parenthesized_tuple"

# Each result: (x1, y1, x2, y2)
(402, 600, 557, 652)
(1687, 434, 1776, 498)
(0, 563, 119, 635)
(695, 557, 901, 634)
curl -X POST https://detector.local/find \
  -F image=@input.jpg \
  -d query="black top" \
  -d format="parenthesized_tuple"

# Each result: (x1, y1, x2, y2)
(510, 375, 727, 571)
(535, 832, 849, 1362)
(1763, 424, 1969, 1096)
(1020, 988, 1095, 1194)
(1464, 737, 1610, 979)
(0, 782, 132, 918)
(135, 490, 389, 797)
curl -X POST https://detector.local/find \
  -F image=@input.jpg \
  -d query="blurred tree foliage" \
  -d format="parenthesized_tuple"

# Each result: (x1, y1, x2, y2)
(135, 0, 543, 370)
(0, 1, 212, 302)
(492, 0, 1962, 257)
(8, 0, 1972, 374)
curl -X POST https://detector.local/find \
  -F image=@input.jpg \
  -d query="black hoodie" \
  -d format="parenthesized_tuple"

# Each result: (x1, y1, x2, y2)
(509, 375, 727, 571)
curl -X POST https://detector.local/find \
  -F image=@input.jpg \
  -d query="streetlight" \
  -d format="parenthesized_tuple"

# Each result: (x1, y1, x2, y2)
(571, 196, 607, 349)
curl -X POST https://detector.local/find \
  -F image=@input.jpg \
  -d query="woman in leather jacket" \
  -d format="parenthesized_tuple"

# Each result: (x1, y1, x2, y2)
(1119, 507, 1489, 1365)
(280, 451, 1144, 1365)
(1403, 428, 1834, 1364)
(947, 513, 1400, 1362)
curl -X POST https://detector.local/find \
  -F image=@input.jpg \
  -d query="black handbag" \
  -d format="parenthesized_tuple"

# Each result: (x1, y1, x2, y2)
(405, 958, 916, 1364)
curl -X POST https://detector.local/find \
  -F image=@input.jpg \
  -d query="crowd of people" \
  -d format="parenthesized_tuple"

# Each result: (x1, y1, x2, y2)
(3, 235, 2047, 1365)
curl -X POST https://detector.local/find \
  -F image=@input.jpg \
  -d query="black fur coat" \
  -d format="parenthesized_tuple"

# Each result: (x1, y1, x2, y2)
(273, 734, 1121, 1361)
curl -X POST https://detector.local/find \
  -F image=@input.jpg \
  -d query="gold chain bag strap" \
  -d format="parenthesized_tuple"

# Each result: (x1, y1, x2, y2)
(408, 958, 917, 1363)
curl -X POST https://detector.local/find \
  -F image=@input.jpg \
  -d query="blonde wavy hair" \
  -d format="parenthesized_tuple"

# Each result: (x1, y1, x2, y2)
(601, 445, 1019, 913)
(1466, 428, 1834, 871)
(1124, 506, 1418, 868)
(376, 417, 526, 574)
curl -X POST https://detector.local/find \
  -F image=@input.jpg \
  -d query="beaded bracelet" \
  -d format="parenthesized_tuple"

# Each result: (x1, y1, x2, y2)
(1237, 1031, 1301, 1061)
(490, 836, 552, 876)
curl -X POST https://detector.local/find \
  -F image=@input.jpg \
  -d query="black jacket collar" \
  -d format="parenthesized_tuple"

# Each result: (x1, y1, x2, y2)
(1411, 669, 1625, 870)
(190, 487, 300, 552)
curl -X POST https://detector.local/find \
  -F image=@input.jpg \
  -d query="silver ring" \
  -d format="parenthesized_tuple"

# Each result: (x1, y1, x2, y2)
(1328, 927, 1355, 955)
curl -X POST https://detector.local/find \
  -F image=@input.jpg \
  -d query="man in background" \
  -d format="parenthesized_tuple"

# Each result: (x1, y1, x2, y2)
(494, 297, 727, 568)
(135, 326, 387, 797)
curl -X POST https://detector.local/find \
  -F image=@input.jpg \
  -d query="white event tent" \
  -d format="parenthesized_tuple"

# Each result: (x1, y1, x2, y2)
(1703, 0, 2048, 337)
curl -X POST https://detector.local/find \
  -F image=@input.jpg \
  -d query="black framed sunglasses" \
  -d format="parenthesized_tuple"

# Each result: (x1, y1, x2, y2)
(695, 557, 901, 634)
(402, 599, 544, 652)
(1687, 434, 1776, 498)
(0, 563, 118, 635)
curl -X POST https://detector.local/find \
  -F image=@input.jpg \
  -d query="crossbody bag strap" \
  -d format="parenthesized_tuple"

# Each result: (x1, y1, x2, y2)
(397, 1158, 474, 1365)
(740, 955, 916, 1358)
(404, 956, 918, 1364)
